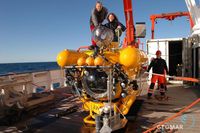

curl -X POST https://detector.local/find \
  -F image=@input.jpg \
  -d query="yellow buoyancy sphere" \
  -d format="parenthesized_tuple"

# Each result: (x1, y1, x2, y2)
(77, 57, 86, 66)
(57, 49, 69, 68)
(86, 57, 94, 66)
(57, 49, 87, 68)
(94, 56, 104, 66)
(119, 46, 141, 68)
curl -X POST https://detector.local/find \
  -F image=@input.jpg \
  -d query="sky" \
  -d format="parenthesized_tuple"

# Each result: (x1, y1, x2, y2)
(0, 0, 192, 63)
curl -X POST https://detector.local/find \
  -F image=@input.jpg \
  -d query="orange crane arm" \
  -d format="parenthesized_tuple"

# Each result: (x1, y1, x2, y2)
(150, 11, 194, 39)
(123, 0, 136, 47)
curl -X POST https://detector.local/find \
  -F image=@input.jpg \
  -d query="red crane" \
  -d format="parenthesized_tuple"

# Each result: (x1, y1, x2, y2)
(150, 11, 194, 39)
(123, 0, 136, 47)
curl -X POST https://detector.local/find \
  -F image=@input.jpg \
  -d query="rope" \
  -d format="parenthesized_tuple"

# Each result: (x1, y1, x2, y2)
(143, 98, 200, 133)
(145, 72, 200, 83)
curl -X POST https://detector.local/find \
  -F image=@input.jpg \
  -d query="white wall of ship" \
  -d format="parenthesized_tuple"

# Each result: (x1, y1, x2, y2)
(0, 69, 66, 95)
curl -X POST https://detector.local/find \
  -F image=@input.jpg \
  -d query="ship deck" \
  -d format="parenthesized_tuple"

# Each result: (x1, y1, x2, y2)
(0, 83, 200, 133)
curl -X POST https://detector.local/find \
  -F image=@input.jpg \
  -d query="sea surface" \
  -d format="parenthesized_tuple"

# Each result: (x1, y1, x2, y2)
(0, 62, 59, 76)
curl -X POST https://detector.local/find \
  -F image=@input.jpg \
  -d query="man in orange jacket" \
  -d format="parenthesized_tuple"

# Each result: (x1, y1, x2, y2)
(147, 50, 169, 99)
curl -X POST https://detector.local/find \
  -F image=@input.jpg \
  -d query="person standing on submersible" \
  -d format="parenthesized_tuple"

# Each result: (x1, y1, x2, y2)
(104, 13, 126, 42)
(89, 1, 108, 52)
(146, 50, 169, 99)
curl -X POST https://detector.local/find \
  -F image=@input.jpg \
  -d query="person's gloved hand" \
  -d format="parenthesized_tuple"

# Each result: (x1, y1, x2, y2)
(117, 25, 122, 29)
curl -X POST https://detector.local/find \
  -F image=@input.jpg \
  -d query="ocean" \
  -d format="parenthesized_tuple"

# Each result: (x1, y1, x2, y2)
(0, 62, 59, 76)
